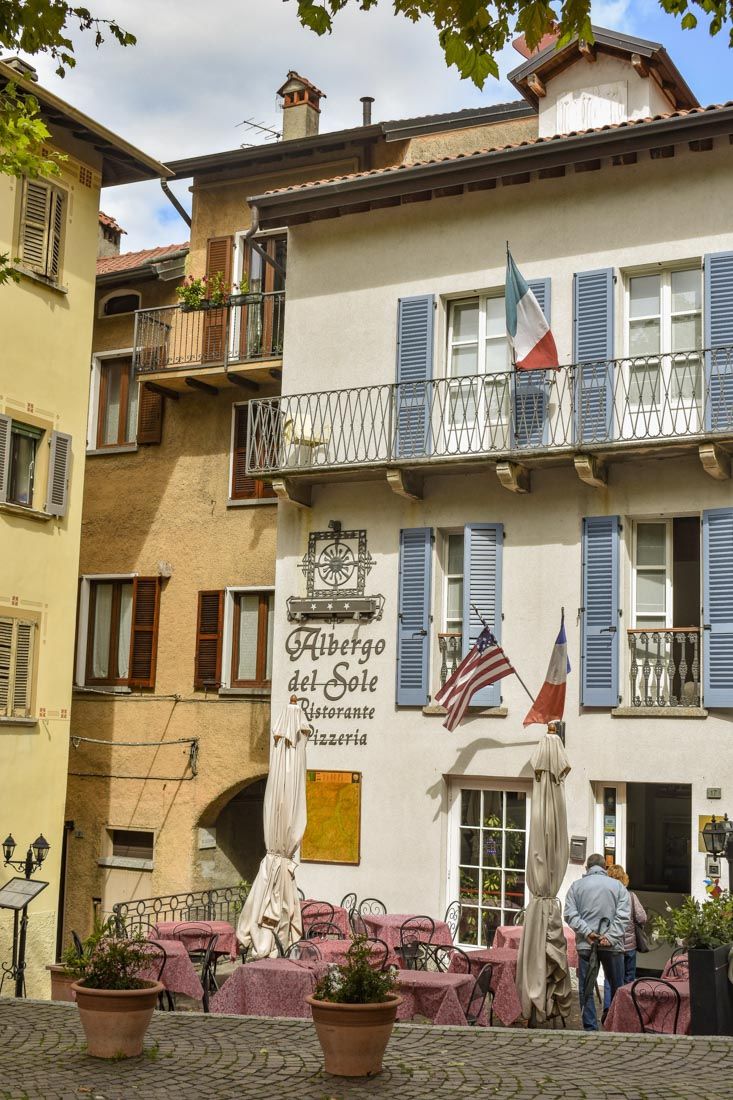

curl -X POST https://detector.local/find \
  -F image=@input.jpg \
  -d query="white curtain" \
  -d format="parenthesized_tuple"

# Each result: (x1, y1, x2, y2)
(92, 584, 113, 678)
(118, 585, 133, 679)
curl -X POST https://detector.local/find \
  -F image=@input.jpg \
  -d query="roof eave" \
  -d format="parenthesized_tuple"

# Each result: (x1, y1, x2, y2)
(96, 247, 189, 286)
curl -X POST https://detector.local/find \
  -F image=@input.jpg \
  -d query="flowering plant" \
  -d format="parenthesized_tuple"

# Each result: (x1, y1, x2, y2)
(652, 893, 733, 949)
(176, 274, 206, 309)
(312, 936, 398, 1004)
(176, 271, 249, 309)
(62, 918, 153, 990)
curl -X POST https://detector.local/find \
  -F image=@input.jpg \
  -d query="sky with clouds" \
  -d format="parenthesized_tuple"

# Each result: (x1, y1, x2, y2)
(27, 0, 733, 252)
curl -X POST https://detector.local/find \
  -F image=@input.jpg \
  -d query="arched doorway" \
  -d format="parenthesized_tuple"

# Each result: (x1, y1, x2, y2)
(196, 777, 267, 887)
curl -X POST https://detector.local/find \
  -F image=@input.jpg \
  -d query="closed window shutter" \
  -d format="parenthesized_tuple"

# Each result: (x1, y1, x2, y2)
(514, 279, 551, 448)
(194, 590, 224, 689)
(45, 431, 72, 517)
(462, 523, 503, 707)
(0, 618, 12, 716)
(48, 189, 64, 281)
(128, 577, 161, 688)
(703, 252, 733, 432)
(703, 507, 733, 706)
(396, 527, 432, 705)
(231, 405, 276, 499)
(202, 236, 233, 363)
(0, 413, 11, 504)
(395, 295, 434, 458)
(11, 620, 34, 717)
(581, 515, 620, 706)
(20, 179, 52, 273)
(137, 384, 164, 445)
(573, 269, 614, 444)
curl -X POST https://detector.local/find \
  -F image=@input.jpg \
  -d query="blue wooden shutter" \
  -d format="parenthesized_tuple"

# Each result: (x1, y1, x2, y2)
(462, 523, 503, 707)
(581, 515, 620, 706)
(703, 252, 733, 432)
(573, 269, 614, 444)
(703, 507, 733, 706)
(513, 279, 551, 449)
(395, 295, 434, 458)
(396, 527, 432, 705)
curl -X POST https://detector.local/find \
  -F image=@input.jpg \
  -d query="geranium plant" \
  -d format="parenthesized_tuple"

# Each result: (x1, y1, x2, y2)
(652, 893, 733, 950)
(176, 275, 206, 310)
(312, 936, 398, 1004)
(63, 918, 154, 990)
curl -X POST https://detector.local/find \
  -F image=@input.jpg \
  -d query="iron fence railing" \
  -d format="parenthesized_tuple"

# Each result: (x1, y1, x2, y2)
(246, 347, 733, 474)
(133, 292, 285, 372)
(627, 628, 701, 708)
(111, 883, 249, 933)
(438, 633, 462, 687)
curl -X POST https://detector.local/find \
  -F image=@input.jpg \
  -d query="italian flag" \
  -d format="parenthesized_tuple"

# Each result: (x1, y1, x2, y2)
(505, 250, 559, 370)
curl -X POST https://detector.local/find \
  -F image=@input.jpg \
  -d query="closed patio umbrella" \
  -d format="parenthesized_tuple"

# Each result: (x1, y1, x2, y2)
(516, 729, 572, 1024)
(237, 697, 311, 959)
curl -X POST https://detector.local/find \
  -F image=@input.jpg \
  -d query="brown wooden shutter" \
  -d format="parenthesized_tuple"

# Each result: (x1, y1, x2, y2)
(202, 236, 233, 363)
(128, 577, 161, 688)
(194, 591, 224, 689)
(231, 404, 276, 500)
(137, 383, 164, 445)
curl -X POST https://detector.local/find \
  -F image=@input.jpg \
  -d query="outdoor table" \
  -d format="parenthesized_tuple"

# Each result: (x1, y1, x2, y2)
(362, 914, 453, 964)
(395, 970, 473, 1026)
(210, 958, 323, 1018)
(456, 946, 523, 1027)
(151, 920, 239, 960)
(603, 978, 691, 1035)
(141, 939, 204, 1001)
(301, 899, 351, 938)
(493, 924, 579, 970)
(662, 955, 689, 979)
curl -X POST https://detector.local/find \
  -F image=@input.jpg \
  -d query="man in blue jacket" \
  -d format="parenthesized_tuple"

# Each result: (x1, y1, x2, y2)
(564, 853, 631, 1031)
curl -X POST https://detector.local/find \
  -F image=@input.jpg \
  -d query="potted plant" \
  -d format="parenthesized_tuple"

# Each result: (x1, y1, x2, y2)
(306, 936, 401, 1077)
(228, 276, 251, 307)
(176, 275, 207, 311)
(46, 961, 76, 1002)
(63, 919, 164, 1059)
(653, 893, 733, 1035)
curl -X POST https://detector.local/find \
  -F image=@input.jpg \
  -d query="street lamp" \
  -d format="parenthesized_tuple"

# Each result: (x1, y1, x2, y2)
(1, 832, 50, 998)
(701, 814, 733, 891)
(3, 833, 50, 879)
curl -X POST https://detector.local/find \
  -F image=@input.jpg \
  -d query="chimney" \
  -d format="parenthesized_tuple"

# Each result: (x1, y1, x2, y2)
(360, 96, 375, 126)
(1, 55, 38, 81)
(97, 212, 126, 258)
(277, 72, 325, 141)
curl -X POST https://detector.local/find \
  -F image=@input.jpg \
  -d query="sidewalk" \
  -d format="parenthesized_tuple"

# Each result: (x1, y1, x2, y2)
(1, 999, 730, 1099)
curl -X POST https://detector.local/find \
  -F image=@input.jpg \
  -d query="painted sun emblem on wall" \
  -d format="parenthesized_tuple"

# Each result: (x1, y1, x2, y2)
(316, 541, 357, 588)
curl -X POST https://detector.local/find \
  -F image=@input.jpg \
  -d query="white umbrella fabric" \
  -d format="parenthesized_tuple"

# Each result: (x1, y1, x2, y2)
(236, 698, 311, 959)
(516, 730, 572, 1024)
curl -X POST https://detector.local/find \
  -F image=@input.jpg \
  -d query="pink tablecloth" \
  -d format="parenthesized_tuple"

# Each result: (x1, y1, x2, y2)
(458, 947, 523, 1027)
(662, 955, 689, 979)
(604, 978, 690, 1035)
(362, 914, 453, 964)
(151, 921, 239, 960)
(396, 970, 473, 1026)
(211, 959, 322, 1018)
(141, 940, 204, 1001)
(301, 900, 351, 939)
(493, 924, 579, 970)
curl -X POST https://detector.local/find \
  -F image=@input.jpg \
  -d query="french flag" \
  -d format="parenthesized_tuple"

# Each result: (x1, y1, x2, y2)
(506, 250, 559, 370)
(523, 614, 570, 727)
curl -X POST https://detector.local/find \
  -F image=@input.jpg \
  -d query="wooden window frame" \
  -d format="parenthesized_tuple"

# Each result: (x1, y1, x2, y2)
(230, 403, 277, 501)
(231, 591, 273, 687)
(85, 579, 134, 686)
(96, 358, 136, 450)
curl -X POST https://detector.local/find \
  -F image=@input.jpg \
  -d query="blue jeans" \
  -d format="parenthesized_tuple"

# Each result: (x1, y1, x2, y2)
(603, 950, 636, 1011)
(578, 950, 625, 1031)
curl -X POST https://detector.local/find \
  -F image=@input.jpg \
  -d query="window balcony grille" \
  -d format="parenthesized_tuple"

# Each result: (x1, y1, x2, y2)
(627, 628, 701, 708)
(439, 632, 462, 687)
(245, 347, 733, 476)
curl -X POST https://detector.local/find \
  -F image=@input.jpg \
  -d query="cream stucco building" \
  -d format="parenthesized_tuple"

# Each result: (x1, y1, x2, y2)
(0, 59, 166, 997)
(243, 28, 733, 962)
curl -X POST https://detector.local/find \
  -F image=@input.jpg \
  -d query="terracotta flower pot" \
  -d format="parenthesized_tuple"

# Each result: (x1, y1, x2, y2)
(47, 964, 76, 1002)
(306, 994, 401, 1077)
(72, 980, 163, 1059)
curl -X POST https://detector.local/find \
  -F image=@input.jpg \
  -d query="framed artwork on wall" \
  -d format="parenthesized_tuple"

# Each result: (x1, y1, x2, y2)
(302, 770, 361, 865)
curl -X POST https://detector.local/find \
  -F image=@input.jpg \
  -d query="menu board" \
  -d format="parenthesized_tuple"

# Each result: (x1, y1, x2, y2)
(302, 771, 361, 865)
(0, 877, 48, 911)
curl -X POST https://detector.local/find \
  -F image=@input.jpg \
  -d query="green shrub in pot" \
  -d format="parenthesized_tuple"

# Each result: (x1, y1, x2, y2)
(652, 893, 733, 950)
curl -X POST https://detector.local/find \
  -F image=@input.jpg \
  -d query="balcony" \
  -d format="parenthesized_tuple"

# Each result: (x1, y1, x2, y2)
(246, 348, 733, 497)
(133, 292, 284, 390)
(439, 632, 462, 687)
(627, 628, 701, 709)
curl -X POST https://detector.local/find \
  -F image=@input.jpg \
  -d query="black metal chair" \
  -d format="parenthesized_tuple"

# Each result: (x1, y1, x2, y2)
(139, 942, 175, 1012)
(443, 901, 461, 943)
(340, 892, 358, 919)
(399, 915, 435, 949)
(465, 963, 495, 1026)
(358, 898, 387, 918)
(199, 934, 220, 1013)
(667, 948, 689, 977)
(630, 978, 682, 1035)
(350, 910, 368, 936)
(125, 916, 159, 939)
(71, 931, 84, 958)
(301, 901, 335, 934)
(272, 931, 286, 957)
(297, 887, 305, 901)
(306, 921, 345, 941)
(425, 943, 472, 974)
(359, 937, 390, 972)
(395, 941, 428, 971)
(286, 939, 322, 961)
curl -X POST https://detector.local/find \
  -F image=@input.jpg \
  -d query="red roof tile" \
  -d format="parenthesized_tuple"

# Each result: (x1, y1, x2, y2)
(99, 211, 126, 234)
(96, 242, 189, 276)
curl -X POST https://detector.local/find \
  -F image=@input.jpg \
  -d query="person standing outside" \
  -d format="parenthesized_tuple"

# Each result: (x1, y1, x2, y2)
(602, 863, 647, 1011)
(564, 853, 631, 1031)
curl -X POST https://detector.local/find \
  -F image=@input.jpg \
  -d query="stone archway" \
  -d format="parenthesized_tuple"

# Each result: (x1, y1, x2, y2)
(195, 776, 267, 889)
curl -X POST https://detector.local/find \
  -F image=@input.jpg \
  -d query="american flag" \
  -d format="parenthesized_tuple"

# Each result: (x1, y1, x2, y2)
(435, 627, 515, 732)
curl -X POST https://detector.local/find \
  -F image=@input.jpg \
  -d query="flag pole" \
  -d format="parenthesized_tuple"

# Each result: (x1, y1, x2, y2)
(470, 603, 535, 705)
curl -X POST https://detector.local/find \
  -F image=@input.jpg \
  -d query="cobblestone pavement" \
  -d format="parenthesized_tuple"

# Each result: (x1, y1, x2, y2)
(1, 1000, 731, 1100)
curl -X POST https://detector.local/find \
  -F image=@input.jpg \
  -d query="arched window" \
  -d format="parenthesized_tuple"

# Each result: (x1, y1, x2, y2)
(99, 290, 141, 318)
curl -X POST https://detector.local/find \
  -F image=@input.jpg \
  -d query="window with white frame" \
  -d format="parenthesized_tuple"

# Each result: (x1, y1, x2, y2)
(627, 269, 702, 408)
(99, 291, 141, 318)
(443, 532, 464, 634)
(447, 296, 510, 432)
(94, 357, 138, 449)
(450, 784, 528, 948)
(0, 614, 36, 719)
(632, 521, 671, 631)
(5, 421, 43, 507)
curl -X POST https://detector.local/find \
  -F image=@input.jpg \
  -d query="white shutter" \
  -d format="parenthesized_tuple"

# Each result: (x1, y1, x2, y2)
(0, 413, 11, 504)
(46, 431, 71, 516)
(20, 180, 52, 273)
(11, 621, 34, 717)
(0, 618, 12, 717)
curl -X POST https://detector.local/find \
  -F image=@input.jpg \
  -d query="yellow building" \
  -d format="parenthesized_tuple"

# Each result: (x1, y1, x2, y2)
(0, 57, 167, 997)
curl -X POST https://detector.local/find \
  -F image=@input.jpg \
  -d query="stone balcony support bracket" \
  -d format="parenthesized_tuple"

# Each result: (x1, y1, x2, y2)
(699, 443, 731, 480)
(573, 453, 608, 488)
(496, 461, 531, 494)
(386, 468, 423, 500)
(272, 478, 312, 508)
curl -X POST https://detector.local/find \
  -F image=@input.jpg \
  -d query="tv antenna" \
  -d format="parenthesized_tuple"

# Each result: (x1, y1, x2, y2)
(237, 118, 281, 147)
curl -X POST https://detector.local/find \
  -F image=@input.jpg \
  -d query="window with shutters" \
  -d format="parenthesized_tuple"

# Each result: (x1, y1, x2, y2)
(232, 232, 287, 361)
(446, 296, 510, 445)
(0, 614, 37, 720)
(79, 576, 161, 688)
(96, 358, 138, 448)
(17, 178, 66, 283)
(109, 829, 154, 861)
(5, 421, 43, 507)
(229, 404, 277, 502)
(231, 591, 274, 687)
(438, 532, 464, 690)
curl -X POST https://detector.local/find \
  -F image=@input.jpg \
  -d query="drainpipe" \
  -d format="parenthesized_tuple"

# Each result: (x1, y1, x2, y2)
(159, 178, 191, 228)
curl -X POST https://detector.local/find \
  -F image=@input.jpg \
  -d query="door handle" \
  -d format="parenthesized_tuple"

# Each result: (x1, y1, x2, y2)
(412, 629, 428, 638)
(601, 626, 617, 634)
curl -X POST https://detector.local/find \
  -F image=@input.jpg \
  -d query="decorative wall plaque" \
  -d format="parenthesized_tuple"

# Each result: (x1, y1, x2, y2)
(288, 527, 383, 622)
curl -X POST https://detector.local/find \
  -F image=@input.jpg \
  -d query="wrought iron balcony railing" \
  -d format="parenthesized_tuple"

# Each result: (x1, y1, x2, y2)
(627, 628, 701, 708)
(133, 292, 285, 373)
(246, 347, 733, 474)
(111, 883, 249, 933)
(439, 632, 462, 687)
